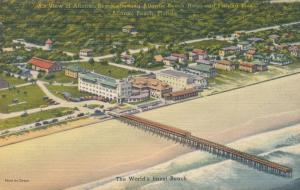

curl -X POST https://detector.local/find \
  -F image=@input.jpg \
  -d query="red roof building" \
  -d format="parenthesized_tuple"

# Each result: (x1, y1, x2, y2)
(28, 57, 61, 74)
(192, 49, 207, 55)
(46, 39, 53, 45)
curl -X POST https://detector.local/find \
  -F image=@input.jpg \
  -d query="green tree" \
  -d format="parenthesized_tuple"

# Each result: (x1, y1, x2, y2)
(0, 22, 4, 52)
(88, 58, 95, 65)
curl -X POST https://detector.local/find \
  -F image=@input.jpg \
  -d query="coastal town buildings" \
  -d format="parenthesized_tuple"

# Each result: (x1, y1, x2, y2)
(131, 77, 172, 98)
(214, 60, 236, 71)
(219, 46, 240, 57)
(121, 54, 135, 65)
(79, 49, 93, 57)
(28, 57, 62, 74)
(65, 65, 85, 79)
(269, 54, 292, 66)
(78, 72, 132, 103)
(239, 62, 258, 73)
(156, 70, 207, 91)
(163, 56, 178, 66)
(189, 49, 208, 61)
(164, 88, 199, 101)
(185, 63, 217, 78)
(154, 55, 164, 62)
(171, 53, 188, 63)
(288, 46, 300, 57)
(45, 39, 53, 50)
(122, 25, 137, 34)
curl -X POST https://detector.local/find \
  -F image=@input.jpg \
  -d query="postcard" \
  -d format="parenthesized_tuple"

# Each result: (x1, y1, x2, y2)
(0, 0, 300, 189)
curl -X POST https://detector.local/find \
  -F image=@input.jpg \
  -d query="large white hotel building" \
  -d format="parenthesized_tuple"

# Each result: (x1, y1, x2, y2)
(78, 72, 132, 103)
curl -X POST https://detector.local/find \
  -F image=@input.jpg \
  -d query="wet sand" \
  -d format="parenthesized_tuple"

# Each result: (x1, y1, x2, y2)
(0, 73, 300, 190)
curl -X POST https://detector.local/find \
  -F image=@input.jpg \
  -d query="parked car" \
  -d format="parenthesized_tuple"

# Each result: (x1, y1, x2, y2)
(77, 113, 85, 117)
(52, 119, 58, 123)
(42, 121, 49, 125)
(35, 123, 42, 127)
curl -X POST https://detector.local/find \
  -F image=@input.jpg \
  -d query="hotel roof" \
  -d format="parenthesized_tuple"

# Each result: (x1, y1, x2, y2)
(132, 77, 171, 91)
(65, 65, 85, 73)
(159, 70, 195, 79)
(188, 64, 212, 73)
(79, 72, 117, 88)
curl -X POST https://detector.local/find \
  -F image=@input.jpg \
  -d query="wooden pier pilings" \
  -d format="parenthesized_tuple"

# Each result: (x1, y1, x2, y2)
(110, 112, 292, 178)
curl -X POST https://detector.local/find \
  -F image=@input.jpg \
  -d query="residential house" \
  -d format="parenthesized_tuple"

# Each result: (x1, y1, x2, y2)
(219, 46, 240, 57)
(214, 60, 236, 71)
(237, 41, 252, 51)
(247, 38, 264, 44)
(156, 70, 207, 91)
(28, 57, 62, 74)
(189, 49, 208, 61)
(122, 25, 137, 34)
(239, 61, 257, 73)
(234, 31, 246, 38)
(79, 49, 93, 57)
(163, 56, 178, 66)
(78, 72, 132, 103)
(245, 48, 256, 60)
(253, 54, 270, 64)
(185, 63, 217, 78)
(154, 55, 164, 62)
(269, 34, 280, 42)
(269, 54, 292, 66)
(171, 53, 187, 63)
(65, 65, 85, 79)
(288, 46, 300, 57)
(131, 77, 172, 98)
(121, 54, 135, 65)
(253, 60, 268, 72)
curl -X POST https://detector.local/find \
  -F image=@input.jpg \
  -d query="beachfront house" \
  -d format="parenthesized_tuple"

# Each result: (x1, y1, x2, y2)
(269, 54, 292, 66)
(239, 61, 257, 73)
(185, 63, 217, 78)
(214, 60, 236, 71)
(288, 46, 300, 57)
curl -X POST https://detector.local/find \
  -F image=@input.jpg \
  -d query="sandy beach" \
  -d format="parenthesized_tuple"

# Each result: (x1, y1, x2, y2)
(0, 73, 300, 190)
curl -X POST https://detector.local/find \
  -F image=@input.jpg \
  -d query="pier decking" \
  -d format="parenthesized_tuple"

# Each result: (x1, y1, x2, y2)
(109, 112, 293, 177)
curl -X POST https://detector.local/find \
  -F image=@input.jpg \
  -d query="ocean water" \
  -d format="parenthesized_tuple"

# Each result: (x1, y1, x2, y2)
(68, 124, 300, 190)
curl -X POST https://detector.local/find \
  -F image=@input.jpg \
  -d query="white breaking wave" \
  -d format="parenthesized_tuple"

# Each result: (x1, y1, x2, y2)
(67, 124, 300, 190)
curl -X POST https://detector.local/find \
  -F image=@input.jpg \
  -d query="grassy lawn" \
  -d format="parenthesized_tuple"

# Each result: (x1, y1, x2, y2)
(0, 107, 74, 130)
(0, 73, 27, 87)
(75, 62, 143, 79)
(0, 85, 48, 113)
(46, 85, 91, 99)
(42, 71, 78, 84)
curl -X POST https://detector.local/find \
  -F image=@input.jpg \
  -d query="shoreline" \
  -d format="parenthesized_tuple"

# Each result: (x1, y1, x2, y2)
(0, 72, 300, 190)
(0, 117, 106, 148)
(1, 72, 300, 148)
